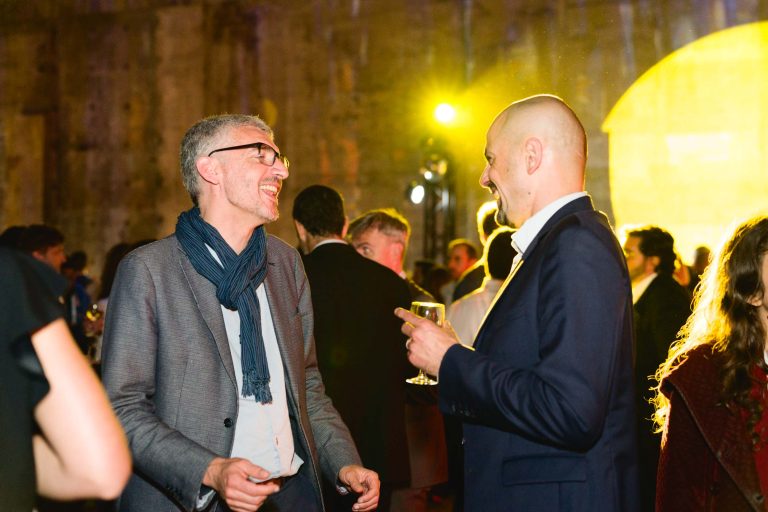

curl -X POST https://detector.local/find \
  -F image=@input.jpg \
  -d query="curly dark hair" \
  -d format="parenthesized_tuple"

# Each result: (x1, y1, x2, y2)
(653, 216, 768, 445)
(626, 225, 677, 276)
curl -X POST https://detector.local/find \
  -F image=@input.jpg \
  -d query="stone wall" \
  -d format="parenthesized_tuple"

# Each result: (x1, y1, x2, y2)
(1, 0, 766, 275)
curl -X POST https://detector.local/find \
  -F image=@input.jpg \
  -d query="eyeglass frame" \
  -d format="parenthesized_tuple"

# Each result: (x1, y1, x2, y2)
(206, 142, 289, 168)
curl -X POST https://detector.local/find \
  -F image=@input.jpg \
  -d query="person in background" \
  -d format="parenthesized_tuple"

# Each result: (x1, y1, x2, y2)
(348, 208, 449, 506)
(348, 208, 433, 302)
(448, 227, 516, 347)
(622, 225, 692, 511)
(687, 245, 712, 295)
(61, 251, 94, 355)
(423, 265, 452, 305)
(19, 224, 67, 273)
(452, 201, 500, 302)
(293, 184, 413, 511)
(102, 114, 378, 512)
(412, 260, 436, 290)
(397, 94, 638, 511)
(654, 216, 768, 511)
(441, 240, 479, 307)
(0, 247, 131, 511)
(0, 225, 28, 249)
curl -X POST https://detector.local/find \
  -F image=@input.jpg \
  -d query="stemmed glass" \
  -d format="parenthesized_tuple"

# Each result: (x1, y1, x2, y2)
(405, 301, 444, 386)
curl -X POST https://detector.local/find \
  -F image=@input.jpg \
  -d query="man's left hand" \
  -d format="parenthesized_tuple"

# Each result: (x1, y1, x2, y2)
(337, 465, 379, 511)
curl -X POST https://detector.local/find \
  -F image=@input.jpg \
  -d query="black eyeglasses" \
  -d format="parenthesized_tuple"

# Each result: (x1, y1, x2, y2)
(207, 142, 289, 168)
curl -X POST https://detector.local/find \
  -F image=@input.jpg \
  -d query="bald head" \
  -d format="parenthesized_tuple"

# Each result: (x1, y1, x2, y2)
(496, 95, 587, 168)
(481, 95, 588, 227)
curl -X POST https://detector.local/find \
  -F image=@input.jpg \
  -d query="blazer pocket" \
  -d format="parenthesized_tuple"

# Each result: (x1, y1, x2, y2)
(502, 454, 586, 486)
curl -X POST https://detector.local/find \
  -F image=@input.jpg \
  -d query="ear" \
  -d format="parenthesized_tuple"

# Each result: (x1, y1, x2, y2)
(390, 240, 405, 263)
(341, 217, 349, 238)
(293, 220, 307, 242)
(747, 292, 763, 307)
(196, 156, 220, 186)
(646, 255, 660, 273)
(523, 137, 543, 175)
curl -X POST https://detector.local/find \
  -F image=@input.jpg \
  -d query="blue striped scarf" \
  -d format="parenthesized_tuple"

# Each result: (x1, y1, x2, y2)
(175, 207, 272, 403)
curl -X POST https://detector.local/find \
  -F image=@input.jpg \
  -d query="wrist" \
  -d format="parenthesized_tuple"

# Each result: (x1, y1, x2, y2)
(202, 457, 225, 488)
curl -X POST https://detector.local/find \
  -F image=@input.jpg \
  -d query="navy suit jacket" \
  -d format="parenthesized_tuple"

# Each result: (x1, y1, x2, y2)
(438, 196, 639, 511)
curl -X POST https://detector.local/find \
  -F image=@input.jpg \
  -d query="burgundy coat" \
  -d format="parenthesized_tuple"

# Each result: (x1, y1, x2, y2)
(657, 345, 766, 511)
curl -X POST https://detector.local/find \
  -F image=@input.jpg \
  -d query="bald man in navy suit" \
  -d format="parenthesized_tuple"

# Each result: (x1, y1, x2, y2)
(397, 95, 639, 512)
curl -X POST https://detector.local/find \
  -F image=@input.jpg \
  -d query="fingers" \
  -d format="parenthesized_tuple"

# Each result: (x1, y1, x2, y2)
(205, 458, 280, 511)
(353, 477, 380, 511)
(338, 466, 380, 512)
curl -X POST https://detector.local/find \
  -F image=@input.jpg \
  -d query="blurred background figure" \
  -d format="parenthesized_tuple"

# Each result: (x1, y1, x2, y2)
(448, 227, 517, 347)
(61, 251, 94, 356)
(348, 208, 433, 302)
(0, 246, 131, 511)
(412, 259, 436, 290)
(18, 224, 67, 273)
(293, 185, 412, 511)
(622, 225, 692, 511)
(452, 202, 500, 303)
(688, 245, 712, 294)
(422, 265, 451, 304)
(86, 239, 155, 369)
(441, 239, 479, 307)
(0, 225, 28, 249)
(348, 207, 449, 507)
(654, 216, 768, 511)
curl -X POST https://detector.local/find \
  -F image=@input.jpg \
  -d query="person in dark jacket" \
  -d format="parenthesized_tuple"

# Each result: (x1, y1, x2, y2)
(623, 225, 692, 510)
(293, 185, 413, 511)
(654, 215, 768, 511)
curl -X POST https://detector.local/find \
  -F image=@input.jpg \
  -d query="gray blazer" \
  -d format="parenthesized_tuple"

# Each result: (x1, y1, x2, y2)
(102, 234, 361, 512)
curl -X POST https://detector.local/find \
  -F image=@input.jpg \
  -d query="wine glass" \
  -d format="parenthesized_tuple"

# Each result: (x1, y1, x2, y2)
(406, 301, 444, 386)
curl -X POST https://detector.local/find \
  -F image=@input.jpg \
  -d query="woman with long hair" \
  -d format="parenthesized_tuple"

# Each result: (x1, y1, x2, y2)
(654, 215, 768, 510)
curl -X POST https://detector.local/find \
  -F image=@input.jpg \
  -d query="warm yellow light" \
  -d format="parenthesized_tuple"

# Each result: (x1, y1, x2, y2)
(434, 103, 457, 125)
(603, 21, 768, 261)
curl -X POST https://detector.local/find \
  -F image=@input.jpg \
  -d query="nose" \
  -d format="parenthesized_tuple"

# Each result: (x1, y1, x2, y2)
(479, 164, 490, 187)
(272, 160, 289, 179)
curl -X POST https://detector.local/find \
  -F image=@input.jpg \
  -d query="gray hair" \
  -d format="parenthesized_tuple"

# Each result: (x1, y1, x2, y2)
(179, 114, 273, 204)
(347, 208, 411, 245)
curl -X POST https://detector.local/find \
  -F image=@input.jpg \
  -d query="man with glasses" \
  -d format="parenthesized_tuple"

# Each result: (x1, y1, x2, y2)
(102, 114, 379, 512)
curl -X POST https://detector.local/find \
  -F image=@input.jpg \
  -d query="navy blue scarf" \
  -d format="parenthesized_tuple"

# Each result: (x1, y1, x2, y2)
(175, 207, 272, 403)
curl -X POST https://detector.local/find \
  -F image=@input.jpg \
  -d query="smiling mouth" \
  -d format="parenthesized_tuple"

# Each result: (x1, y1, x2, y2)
(488, 182, 500, 200)
(260, 183, 281, 199)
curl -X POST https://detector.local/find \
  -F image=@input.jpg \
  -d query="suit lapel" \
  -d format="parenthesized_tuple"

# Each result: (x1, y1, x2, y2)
(473, 196, 595, 352)
(473, 256, 525, 351)
(175, 242, 237, 389)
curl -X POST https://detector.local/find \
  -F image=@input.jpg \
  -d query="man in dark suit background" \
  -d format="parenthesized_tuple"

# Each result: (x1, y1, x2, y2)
(397, 95, 639, 511)
(345, 207, 449, 504)
(293, 185, 416, 511)
(623, 225, 691, 511)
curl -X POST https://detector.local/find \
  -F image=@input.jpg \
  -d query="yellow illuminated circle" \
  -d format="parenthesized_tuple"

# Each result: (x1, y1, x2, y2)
(603, 21, 768, 261)
(434, 103, 457, 125)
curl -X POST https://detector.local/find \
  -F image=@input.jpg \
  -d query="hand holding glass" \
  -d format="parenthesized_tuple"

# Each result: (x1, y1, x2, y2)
(406, 301, 444, 386)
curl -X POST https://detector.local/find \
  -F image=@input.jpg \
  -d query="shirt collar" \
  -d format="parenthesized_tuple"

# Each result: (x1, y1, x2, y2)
(632, 272, 657, 304)
(311, 238, 347, 252)
(510, 192, 588, 256)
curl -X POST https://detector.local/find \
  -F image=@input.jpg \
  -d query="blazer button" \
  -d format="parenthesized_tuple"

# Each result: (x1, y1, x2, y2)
(224, 417, 233, 428)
